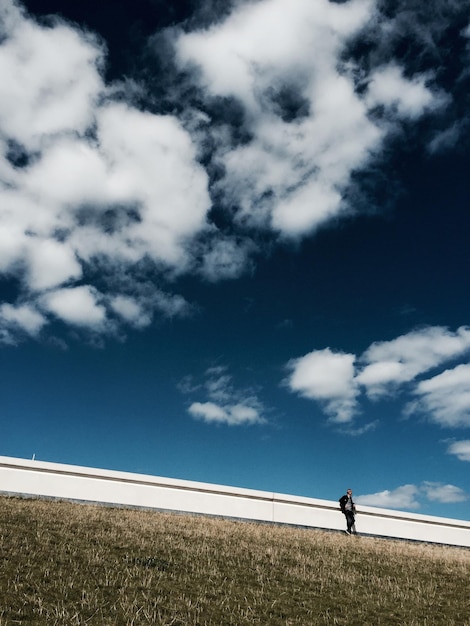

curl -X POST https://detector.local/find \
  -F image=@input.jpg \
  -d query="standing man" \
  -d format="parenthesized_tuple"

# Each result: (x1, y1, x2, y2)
(339, 488, 357, 535)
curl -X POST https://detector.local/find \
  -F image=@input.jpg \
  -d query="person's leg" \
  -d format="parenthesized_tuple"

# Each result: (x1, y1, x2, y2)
(345, 511, 354, 533)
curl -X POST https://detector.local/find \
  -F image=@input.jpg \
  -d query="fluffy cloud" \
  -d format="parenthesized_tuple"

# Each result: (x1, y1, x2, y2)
(8, 101, 211, 276)
(448, 439, 470, 461)
(174, 0, 449, 238)
(176, 0, 380, 236)
(286, 326, 470, 425)
(285, 349, 358, 423)
(356, 481, 468, 510)
(25, 239, 83, 291)
(406, 364, 470, 427)
(0, 4, 102, 148)
(41, 286, 106, 328)
(183, 366, 267, 426)
(356, 485, 421, 510)
(366, 64, 445, 119)
(0, 303, 46, 341)
(0, 0, 465, 344)
(356, 326, 470, 398)
(421, 481, 468, 504)
(0, 1, 211, 341)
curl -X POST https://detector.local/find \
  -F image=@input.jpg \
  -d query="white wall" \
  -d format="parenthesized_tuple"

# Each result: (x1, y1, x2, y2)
(0, 455, 469, 547)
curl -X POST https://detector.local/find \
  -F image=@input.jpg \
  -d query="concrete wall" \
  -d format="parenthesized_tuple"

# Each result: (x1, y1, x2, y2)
(0, 455, 469, 547)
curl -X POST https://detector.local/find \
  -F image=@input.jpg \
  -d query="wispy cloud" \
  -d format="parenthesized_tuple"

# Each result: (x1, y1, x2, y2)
(181, 366, 267, 426)
(188, 401, 265, 426)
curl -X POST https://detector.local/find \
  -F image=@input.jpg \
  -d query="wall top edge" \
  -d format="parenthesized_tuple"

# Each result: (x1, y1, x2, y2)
(0, 455, 272, 498)
(0, 455, 469, 529)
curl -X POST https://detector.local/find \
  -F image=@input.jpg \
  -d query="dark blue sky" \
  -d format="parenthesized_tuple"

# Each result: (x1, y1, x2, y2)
(1, 0, 470, 518)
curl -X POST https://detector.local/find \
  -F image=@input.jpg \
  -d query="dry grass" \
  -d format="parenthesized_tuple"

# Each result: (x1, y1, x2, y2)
(0, 496, 469, 625)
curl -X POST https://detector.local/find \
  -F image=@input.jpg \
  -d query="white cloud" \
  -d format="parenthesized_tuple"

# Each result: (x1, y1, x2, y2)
(175, 0, 383, 237)
(285, 349, 358, 423)
(356, 484, 421, 510)
(174, 0, 450, 239)
(188, 401, 264, 426)
(25, 238, 83, 291)
(355, 360, 405, 389)
(41, 286, 106, 327)
(177, 0, 373, 105)
(17, 103, 211, 270)
(0, 3, 102, 149)
(109, 295, 150, 329)
(0, 303, 46, 337)
(188, 401, 228, 423)
(421, 481, 468, 504)
(92, 103, 211, 267)
(285, 326, 470, 428)
(356, 481, 468, 510)
(0, 2, 212, 340)
(183, 366, 267, 426)
(0, 0, 462, 343)
(366, 64, 444, 119)
(448, 439, 470, 461)
(357, 326, 470, 397)
(407, 364, 470, 427)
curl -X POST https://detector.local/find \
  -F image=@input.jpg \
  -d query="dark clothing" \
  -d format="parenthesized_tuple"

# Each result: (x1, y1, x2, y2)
(344, 510, 356, 533)
(339, 493, 356, 534)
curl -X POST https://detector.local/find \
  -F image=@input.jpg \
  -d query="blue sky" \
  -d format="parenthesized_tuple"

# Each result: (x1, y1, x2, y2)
(1, 0, 470, 520)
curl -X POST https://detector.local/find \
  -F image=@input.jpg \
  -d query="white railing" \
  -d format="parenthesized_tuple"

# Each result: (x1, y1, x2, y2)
(0, 455, 469, 547)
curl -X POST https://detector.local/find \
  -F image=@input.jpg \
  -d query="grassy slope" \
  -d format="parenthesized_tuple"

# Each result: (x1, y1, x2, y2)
(0, 496, 469, 625)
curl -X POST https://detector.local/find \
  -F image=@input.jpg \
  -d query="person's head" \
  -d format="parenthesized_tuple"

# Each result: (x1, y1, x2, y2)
(347, 489, 352, 496)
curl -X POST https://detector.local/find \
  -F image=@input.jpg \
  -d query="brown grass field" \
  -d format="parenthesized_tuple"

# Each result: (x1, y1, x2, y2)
(0, 495, 469, 625)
